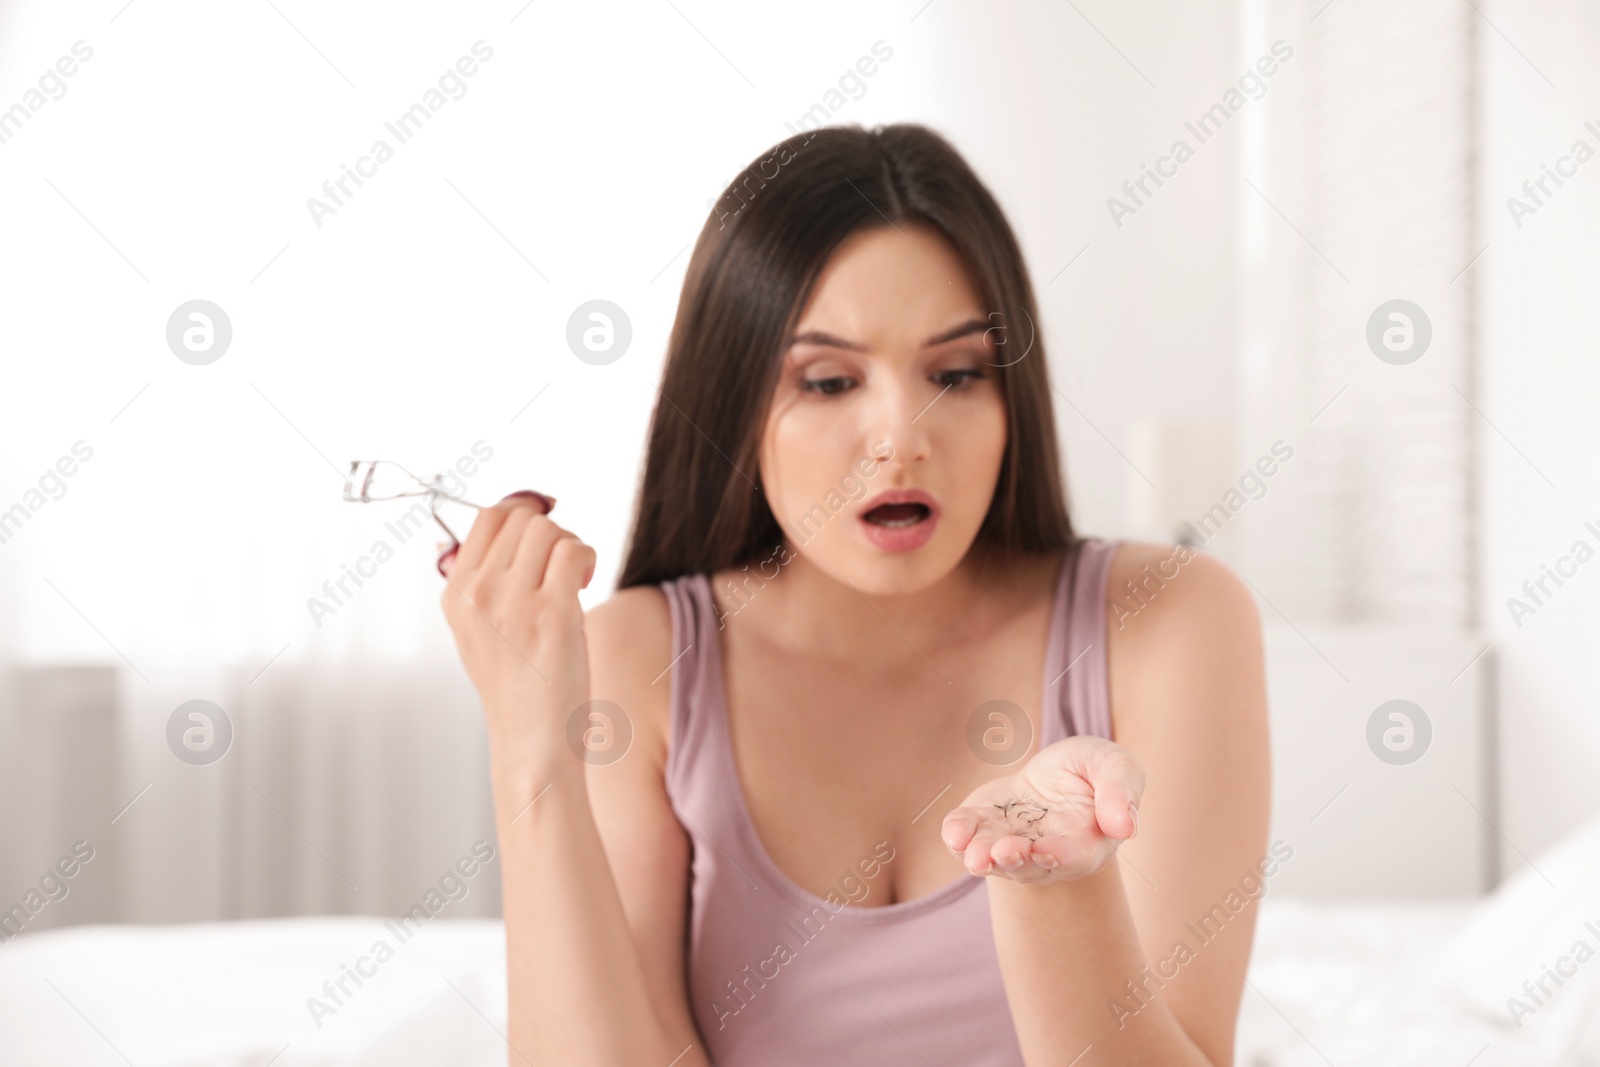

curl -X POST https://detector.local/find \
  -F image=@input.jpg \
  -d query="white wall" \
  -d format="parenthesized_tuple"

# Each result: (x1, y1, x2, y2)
(5, 0, 1573, 917)
(0, 0, 1240, 662)
(897, 1, 1242, 538)
(0, 0, 1256, 921)
(1478, 0, 1600, 857)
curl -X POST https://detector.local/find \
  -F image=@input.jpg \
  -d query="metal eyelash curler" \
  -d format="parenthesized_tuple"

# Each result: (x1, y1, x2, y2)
(342, 459, 488, 577)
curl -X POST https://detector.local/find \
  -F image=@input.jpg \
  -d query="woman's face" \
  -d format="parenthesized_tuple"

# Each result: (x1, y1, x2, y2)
(758, 222, 1009, 595)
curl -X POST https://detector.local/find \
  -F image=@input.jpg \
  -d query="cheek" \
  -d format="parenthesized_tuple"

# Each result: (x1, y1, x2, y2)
(928, 395, 1008, 538)
(945, 393, 1008, 489)
(760, 399, 857, 519)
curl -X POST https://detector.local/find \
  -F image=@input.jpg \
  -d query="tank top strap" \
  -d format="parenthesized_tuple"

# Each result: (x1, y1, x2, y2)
(1046, 537, 1119, 743)
(660, 571, 732, 808)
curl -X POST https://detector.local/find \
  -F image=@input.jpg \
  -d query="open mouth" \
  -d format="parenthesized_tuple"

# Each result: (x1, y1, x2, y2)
(862, 502, 932, 528)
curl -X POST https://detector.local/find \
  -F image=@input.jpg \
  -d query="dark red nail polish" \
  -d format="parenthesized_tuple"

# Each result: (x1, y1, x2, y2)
(505, 490, 555, 512)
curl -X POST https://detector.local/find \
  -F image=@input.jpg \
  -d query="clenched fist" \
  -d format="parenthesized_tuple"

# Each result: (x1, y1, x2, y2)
(438, 491, 596, 768)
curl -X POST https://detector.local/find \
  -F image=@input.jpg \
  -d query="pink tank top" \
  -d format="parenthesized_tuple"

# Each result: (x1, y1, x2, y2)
(659, 538, 1118, 1066)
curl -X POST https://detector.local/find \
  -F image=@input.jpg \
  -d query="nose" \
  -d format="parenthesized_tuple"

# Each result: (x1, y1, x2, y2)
(866, 367, 932, 469)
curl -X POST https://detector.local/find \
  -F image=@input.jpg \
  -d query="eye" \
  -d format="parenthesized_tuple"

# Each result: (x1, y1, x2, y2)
(932, 367, 986, 390)
(800, 375, 856, 396)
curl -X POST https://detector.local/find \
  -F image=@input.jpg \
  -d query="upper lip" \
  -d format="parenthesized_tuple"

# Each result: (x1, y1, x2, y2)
(858, 488, 941, 519)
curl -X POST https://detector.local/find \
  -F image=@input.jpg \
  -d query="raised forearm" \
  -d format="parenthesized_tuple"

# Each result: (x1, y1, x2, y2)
(988, 862, 1213, 1067)
(491, 746, 703, 1067)
(438, 498, 703, 1066)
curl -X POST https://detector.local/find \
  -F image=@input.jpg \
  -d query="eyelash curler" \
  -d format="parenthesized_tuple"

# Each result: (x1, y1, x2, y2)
(342, 461, 555, 576)
(342, 460, 487, 577)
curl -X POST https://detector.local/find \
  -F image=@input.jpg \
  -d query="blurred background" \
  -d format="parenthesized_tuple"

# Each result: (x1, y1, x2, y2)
(1, 0, 1598, 1063)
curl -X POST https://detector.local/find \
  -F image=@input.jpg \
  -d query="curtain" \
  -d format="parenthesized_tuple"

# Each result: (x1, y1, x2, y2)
(1236, 0, 1475, 626)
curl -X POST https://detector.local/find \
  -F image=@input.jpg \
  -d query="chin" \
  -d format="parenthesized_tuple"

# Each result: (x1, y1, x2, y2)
(815, 524, 974, 598)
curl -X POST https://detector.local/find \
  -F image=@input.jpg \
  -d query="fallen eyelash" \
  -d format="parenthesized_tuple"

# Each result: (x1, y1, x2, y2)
(993, 800, 1050, 838)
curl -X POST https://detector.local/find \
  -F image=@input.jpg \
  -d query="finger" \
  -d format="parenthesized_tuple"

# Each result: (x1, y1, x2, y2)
(451, 505, 513, 577)
(483, 511, 540, 579)
(988, 834, 1036, 873)
(1089, 750, 1145, 840)
(961, 836, 996, 876)
(509, 490, 556, 512)
(508, 515, 571, 590)
(453, 492, 549, 576)
(1027, 838, 1064, 871)
(961, 830, 1023, 876)
(940, 809, 980, 854)
(544, 537, 597, 599)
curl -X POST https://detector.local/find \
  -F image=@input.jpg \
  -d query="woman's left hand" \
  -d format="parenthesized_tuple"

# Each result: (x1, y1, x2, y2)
(940, 735, 1145, 884)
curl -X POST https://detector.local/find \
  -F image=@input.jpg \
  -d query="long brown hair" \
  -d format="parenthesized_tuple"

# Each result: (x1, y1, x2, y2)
(617, 123, 1075, 588)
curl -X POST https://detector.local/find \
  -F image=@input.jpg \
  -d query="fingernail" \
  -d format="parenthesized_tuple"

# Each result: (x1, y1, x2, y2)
(1000, 853, 1024, 870)
(1128, 802, 1140, 837)
(506, 490, 555, 512)
(1034, 853, 1059, 869)
(437, 544, 458, 578)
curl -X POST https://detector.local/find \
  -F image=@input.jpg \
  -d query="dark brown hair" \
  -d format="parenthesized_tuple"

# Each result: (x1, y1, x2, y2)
(617, 122, 1075, 588)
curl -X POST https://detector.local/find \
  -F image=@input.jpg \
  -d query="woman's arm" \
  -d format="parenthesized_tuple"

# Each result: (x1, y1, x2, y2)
(948, 543, 1271, 1066)
(439, 497, 709, 1067)
(579, 587, 709, 1060)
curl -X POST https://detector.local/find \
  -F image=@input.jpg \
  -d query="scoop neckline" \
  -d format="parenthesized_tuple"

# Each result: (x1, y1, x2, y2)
(700, 546, 1077, 925)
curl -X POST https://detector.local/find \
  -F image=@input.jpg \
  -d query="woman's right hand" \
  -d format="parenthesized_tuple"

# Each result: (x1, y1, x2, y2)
(437, 492, 597, 772)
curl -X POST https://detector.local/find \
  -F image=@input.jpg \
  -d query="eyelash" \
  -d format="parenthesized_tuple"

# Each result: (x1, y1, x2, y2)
(799, 367, 987, 397)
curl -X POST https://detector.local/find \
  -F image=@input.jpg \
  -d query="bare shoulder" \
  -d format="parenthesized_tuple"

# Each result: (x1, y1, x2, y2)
(1103, 540, 1264, 725)
(1105, 540, 1260, 648)
(583, 585, 674, 761)
(585, 584, 673, 672)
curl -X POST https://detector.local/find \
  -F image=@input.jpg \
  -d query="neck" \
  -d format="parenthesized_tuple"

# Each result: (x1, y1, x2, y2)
(711, 540, 1038, 669)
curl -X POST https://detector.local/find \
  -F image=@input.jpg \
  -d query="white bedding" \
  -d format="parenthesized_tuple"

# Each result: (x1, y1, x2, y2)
(1239, 813, 1600, 1067)
(4, 817, 1598, 1066)
(0, 917, 510, 1067)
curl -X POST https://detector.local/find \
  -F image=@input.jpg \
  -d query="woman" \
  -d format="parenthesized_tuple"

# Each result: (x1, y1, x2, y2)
(439, 123, 1270, 1066)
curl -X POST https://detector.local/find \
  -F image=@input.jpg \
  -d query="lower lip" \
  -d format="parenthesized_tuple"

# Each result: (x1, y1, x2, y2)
(857, 509, 940, 553)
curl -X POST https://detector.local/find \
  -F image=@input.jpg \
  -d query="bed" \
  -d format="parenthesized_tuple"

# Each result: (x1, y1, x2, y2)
(4, 814, 1598, 1067)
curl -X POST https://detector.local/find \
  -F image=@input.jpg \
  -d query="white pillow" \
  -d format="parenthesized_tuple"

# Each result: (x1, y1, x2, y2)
(1426, 810, 1600, 1050)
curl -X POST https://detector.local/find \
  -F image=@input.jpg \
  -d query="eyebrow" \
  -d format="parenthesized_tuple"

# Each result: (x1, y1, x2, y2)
(786, 317, 991, 352)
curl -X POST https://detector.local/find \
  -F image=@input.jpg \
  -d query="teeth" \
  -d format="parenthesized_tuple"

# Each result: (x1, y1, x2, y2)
(865, 503, 928, 528)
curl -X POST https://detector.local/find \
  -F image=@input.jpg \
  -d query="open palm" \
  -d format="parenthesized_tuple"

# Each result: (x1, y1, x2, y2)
(940, 735, 1144, 885)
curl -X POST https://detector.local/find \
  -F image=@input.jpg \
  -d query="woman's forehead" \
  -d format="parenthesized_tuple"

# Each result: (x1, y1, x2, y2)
(791, 227, 987, 351)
